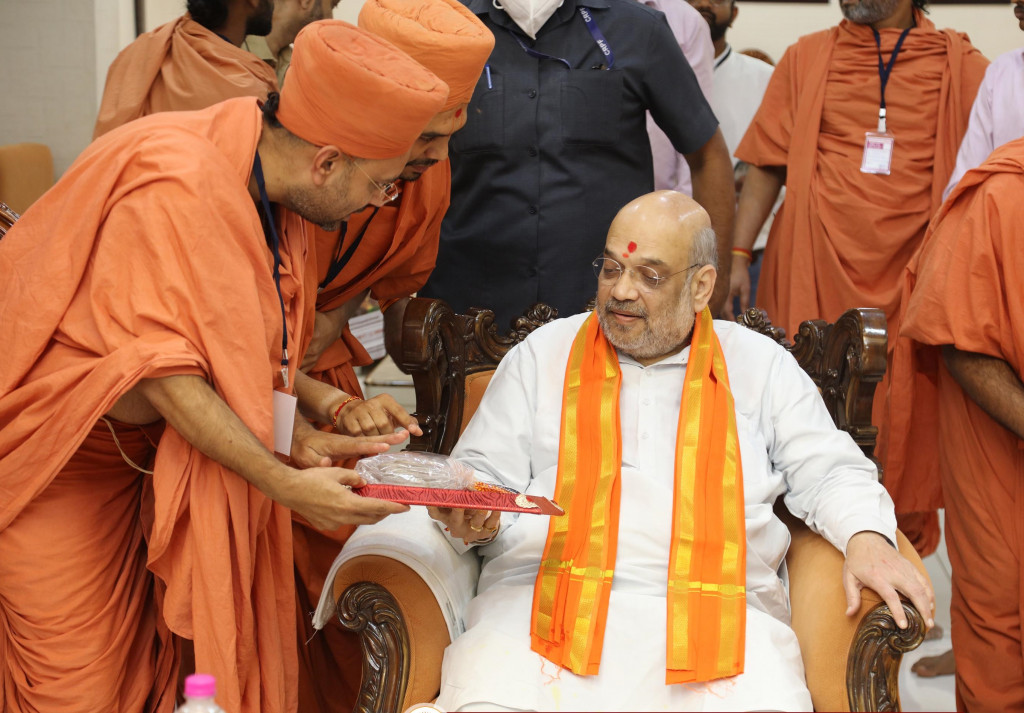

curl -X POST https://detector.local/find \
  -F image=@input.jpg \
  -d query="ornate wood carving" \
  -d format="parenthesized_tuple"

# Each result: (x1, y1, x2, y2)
(847, 601, 927, 712)
(385, 299, 558, 456)
(738, 308, 886, 464)
(737, 307, 789, 347)
(0, 202, 20, 240)
(337, 582, 410, 713)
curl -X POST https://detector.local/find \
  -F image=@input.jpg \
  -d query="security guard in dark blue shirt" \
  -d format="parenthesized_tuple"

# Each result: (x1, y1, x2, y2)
(421, 0, 735, 327)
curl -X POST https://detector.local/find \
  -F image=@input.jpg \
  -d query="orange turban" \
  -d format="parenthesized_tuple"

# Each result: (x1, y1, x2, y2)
(359, 0, 495, 110)
(278, 20, 449, 159)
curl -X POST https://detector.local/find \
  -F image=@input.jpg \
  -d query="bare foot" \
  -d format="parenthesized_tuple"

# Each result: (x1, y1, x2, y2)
(925, 623, 944, 641)
(912, 649, 955, 678)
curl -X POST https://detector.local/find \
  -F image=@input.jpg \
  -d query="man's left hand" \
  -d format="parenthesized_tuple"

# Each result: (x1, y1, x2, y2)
(842, 531, 935, 630)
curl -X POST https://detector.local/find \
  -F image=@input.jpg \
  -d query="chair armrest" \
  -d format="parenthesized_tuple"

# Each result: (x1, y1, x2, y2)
(786, 518, 929, 712)
(313, 508, 480, 713)
(845, 532, 929, 712)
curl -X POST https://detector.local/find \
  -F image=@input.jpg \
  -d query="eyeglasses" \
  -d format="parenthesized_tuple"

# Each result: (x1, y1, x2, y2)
(685, 0, 733, 6)
(592, 256, 701, 292)
(354, 162, 400, 203)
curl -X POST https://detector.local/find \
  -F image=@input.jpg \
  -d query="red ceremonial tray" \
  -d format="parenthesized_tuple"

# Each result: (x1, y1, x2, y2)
(354, 483, 564, 516)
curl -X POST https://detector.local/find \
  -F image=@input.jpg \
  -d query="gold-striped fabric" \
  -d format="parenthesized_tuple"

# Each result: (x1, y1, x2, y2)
(530, 307, 746, 682)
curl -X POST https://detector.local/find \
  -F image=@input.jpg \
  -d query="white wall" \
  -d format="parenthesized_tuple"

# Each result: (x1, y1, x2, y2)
(0, 1, 101, 176)
(728, 0, 1022, 65)
(318, 0, 1024, 62)
(0, 0, 1018, 179)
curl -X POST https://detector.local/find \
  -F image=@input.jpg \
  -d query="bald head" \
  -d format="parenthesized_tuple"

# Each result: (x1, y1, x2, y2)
(596, 191, 718, 366)
(608, 191, 717, 273)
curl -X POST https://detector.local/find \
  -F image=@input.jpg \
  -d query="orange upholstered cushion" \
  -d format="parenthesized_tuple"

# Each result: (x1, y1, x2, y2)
(786, 525, 929, 712)
(460, 371, 494, 436)
(332, 555, 451, 709)
(0, 143, 53, 214)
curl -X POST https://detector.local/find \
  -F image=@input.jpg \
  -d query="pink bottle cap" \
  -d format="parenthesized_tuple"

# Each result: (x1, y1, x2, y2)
(184, 673, 217, 699)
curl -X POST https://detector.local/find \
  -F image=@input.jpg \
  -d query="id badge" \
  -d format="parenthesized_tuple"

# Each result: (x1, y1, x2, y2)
(273, 390, 298, 456)
(861, 131, 895, 175)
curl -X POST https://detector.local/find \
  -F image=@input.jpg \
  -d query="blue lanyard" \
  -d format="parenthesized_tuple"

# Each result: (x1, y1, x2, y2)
(870, 23, 913, 133)
(252, 151, 291, 389)
(507, 6, 614, 70)
(318, 206, 380, 292)
(577, 7, 613, 69)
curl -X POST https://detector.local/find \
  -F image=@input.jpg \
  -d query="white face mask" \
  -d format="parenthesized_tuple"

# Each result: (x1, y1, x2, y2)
(493, 0, 565, 39)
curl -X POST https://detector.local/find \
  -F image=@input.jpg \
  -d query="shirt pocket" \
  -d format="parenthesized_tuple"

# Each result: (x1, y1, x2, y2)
(560, 70, 624, 147)
(451, 71, 505, 154)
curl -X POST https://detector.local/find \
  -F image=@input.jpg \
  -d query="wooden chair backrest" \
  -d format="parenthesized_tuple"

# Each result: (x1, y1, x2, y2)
(385, 299, 888, 466)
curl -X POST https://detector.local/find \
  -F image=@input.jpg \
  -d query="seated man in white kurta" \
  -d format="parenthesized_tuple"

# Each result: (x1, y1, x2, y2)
(427, 191, 933, 713)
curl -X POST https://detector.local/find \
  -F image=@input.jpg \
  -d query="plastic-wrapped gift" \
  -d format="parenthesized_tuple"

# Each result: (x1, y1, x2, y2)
(354, 453, 563, 515)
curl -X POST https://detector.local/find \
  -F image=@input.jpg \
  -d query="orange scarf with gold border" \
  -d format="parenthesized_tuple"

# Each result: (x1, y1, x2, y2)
(530, 307, 746, 683)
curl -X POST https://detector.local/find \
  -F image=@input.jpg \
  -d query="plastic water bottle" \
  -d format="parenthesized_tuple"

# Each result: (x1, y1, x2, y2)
(175, 674, 226, 712)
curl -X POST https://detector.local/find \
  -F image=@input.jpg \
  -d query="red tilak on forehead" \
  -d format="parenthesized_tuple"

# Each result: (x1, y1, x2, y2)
(627, 241, 637, 253)
(455, 108, 463, 118)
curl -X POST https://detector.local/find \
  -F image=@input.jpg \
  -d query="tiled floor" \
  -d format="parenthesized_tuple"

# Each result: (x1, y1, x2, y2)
(363, 357, 960, 711)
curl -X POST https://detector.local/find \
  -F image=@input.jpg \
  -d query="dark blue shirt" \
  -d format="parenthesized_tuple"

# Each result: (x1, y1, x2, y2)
(420, 0, 718, 327)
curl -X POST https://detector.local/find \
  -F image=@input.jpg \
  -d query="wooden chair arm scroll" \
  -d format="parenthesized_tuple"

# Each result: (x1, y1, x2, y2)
(848, 600, 927, 712)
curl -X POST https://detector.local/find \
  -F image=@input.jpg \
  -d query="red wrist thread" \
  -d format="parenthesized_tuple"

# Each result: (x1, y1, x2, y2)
(332, 395, 363, 428)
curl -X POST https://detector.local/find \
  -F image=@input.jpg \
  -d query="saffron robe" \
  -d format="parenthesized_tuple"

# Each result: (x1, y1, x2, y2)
(310, 162, 451, 395)
(295, 161, 452, 713)
(0, 97, 316, 713)
(94, 14, 279, 138)
(735, 14, 986, 547)
(886, 138, 1024, 712)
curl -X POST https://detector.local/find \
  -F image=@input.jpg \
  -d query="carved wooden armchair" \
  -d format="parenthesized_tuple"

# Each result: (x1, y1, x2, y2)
(315, 299, 928, 712)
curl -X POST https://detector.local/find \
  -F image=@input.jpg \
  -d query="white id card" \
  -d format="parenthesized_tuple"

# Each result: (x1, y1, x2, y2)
(861, 132, 895, 175)
(273, 390, 298, 456)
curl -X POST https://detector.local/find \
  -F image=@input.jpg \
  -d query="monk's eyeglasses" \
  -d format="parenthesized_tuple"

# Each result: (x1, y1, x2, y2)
(354, 162, 400, 203)
(592, 256, 701, 293)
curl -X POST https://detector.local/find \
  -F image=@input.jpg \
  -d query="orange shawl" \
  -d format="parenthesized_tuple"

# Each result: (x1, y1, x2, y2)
(94, 14, 279, 138)
(0, 98, 314, 713)
(886, 138, 1024, 513)
(531, 309, 746, 682)
(309, 161, 452, 395)
(735, 12, 987, 341)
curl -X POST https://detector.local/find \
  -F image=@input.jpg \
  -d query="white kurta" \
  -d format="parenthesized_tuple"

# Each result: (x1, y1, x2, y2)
(712, 45, 778, 252)
(644, 0, 715, 197)
(943, 47, 1024, 200)
(435, 314, 897, 712)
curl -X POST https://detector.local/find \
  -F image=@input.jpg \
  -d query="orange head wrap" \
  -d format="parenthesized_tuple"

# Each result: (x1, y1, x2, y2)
(358, 0, 495, 111)
(277, 20, 449, 159)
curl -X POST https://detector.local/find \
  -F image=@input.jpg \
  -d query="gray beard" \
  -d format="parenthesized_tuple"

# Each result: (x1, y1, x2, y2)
(841, 0, 900, 24)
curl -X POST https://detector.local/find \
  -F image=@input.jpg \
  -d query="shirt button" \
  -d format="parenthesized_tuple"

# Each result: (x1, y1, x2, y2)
(641, 433, 649, 440)
(528, 205, 538, 215)
(528, 147, 538, 157)
(528, 89, 537, 98)
(528, 266, 538, 277)
(642, 398, 651, 406)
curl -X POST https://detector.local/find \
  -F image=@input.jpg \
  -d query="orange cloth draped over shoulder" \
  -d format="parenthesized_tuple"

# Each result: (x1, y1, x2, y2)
(734, 12, 986, 549)
(0, 98, 315, 713)
(295, 8, 491, 710)
(307, 163, 452, 395)
(307, 0, 494, 397)
(94, 14, 279, 137)
(887, 138, 1024, 711)
(532, 309, 746, 683)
